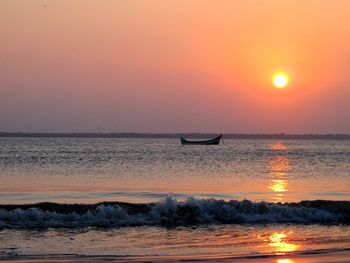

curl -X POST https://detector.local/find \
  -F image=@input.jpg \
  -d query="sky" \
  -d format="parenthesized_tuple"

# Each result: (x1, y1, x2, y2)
(1, 0, 349, 133)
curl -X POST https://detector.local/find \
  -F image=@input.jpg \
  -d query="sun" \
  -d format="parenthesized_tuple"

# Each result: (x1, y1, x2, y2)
(273, 73, 288, 88)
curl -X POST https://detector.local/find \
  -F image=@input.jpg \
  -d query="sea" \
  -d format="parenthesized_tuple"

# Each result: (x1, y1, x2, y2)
(0, 137, 349, 262)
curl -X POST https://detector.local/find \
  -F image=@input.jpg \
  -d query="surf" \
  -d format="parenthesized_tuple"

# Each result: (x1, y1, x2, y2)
(0, 197, 349, 229)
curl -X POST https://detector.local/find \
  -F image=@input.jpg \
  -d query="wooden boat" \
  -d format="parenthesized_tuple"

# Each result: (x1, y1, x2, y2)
(180, 134, 223, 145)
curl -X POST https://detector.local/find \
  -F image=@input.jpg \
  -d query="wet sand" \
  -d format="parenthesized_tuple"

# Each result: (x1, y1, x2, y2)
(3, 249, 350, 263)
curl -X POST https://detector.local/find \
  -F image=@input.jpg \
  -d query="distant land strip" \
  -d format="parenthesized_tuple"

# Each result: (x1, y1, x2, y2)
(0, 132, 349, 140)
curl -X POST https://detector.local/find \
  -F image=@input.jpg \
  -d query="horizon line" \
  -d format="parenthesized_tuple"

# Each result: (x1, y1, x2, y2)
(0, 132, 349, 139)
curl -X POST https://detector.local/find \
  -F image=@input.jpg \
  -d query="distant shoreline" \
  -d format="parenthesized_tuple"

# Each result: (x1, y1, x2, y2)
(0, 132, 349, 140)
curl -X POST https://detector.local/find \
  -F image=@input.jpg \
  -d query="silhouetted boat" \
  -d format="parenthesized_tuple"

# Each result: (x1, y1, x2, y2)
(180, 134, 223, 145)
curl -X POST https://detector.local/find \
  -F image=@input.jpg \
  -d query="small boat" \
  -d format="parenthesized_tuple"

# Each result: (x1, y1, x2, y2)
(180, 134, 223, 145)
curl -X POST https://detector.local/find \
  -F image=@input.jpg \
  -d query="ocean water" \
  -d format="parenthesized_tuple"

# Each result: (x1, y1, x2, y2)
(0, 138, 349, 262)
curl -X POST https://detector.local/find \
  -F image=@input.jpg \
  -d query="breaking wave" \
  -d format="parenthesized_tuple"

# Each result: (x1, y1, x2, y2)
(0, 197, 349, 228)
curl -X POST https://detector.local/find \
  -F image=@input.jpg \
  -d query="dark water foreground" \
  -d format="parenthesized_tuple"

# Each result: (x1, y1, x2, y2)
(1, 197, 350, 228)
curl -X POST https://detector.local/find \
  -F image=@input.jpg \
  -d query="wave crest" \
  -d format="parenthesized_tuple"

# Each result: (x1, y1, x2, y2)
(0, 197, 349, 228)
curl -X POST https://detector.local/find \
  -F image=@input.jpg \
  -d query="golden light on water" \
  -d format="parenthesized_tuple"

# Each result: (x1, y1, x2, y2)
(270, 142, 288, 151)
(269, 179, 288, 192)
(258, 231, 300, 258)
(268, 232, 300, 252)
(268, 155, 290, 175)
(277, 259, 295, 263)
(273, 73, 288, 88)
(268, 143, 290, 202)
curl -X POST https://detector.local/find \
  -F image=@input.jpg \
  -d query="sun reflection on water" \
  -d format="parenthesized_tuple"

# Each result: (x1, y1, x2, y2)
(258, 231, 300, 258)
(277, 259, 295, 263)
(268, 155, 290, 176)
(268, 232, 300, 252)
(270, 142, 288, 151)
(269, 179, 287, 192)
(268, 142, 291, 202)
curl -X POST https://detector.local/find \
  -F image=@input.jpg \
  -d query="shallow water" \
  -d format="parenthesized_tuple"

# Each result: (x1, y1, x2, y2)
(1, 225, 350, 262)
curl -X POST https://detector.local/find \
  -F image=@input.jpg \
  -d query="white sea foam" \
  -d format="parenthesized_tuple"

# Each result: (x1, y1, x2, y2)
(0, 197, 345, 228)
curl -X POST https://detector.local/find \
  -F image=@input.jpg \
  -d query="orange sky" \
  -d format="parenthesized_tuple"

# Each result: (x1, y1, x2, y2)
(1, 0, 349, 133)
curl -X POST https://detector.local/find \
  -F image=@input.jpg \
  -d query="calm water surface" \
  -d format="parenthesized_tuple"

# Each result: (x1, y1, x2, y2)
(0, 138, 349, 203)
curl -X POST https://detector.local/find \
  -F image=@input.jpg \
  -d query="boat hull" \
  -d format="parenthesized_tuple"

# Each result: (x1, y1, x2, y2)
(180, 135, 222, 145)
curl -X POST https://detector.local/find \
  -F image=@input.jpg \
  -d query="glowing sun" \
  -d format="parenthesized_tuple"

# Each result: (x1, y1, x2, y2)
(273, 73, 288, 88)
